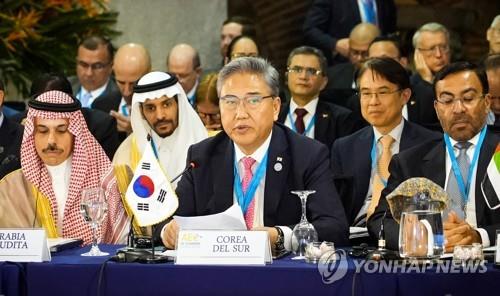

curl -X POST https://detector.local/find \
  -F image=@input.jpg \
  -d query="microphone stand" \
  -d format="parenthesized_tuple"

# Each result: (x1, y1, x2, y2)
(137, 224, 170, 264)
(366, 211, 399, 261)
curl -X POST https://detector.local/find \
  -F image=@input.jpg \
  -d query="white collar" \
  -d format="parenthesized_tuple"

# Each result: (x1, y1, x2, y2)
(45, 156, 72, 179)
(81, 79, 109, 99)
(290, 97, 319, 116)
(234, 131, 273, 164)
(373, 118, 405, 144)
(0, 112, 4, 128)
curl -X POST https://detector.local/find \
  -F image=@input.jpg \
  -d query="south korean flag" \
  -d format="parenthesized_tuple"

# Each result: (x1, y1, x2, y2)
(125, 144, 179, 226)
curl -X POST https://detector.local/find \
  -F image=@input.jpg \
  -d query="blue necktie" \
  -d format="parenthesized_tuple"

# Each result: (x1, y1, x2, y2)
(362, 0, 377, 25)
(446, 141, 472, 220)
(80, 92, 92, 108)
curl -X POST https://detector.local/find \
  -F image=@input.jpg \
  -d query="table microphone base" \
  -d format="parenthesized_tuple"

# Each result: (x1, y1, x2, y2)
(136, 254, 172, 264)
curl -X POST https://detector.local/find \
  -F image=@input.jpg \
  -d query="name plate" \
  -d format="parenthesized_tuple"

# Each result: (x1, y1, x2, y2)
(0, 229, 51, 262)
(175, 230, 272, 265)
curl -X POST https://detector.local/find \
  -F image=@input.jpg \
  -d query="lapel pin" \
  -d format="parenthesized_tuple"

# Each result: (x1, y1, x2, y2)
(274, 162, 283, 172)
(322, 113, 328, 118)
(277, 157, 282, 162)
(410, 100, 416, 105)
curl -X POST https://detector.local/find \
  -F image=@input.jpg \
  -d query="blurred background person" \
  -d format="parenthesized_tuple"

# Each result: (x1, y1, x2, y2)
(195, 72, 222, 135)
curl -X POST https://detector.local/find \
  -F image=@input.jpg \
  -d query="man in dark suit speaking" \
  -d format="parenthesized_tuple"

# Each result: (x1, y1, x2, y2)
(160, 57, 349, 253)
(368, 62, 500, 251)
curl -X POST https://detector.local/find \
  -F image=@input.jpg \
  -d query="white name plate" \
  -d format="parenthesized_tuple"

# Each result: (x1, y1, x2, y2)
(175, 230, 271, 265)
(0, 229, 51, 262)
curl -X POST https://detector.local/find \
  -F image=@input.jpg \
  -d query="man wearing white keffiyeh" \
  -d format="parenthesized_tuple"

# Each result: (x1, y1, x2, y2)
(113, 71, 207, 187)
(0, 90, 128, 245)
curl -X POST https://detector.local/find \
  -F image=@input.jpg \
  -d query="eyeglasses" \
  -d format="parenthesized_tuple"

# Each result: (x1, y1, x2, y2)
(358, 89, 402, 100)
(417, 44, 450, 56)
(230, 52, 259, 59)
(77, 60, 111, 71)
(436, 94, 484, 107)
(287, 66, 322, 77)
(197, 111, 221, 120)
(219, 94, 274, 110)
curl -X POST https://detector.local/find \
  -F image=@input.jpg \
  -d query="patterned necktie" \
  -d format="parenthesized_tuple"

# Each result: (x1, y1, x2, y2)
(446, 141, 472, 220)
(294, 108, 308, 135)
(241, 157, 256, 229)
(367, 135, 395, 219)
(81, 91, 92, 108)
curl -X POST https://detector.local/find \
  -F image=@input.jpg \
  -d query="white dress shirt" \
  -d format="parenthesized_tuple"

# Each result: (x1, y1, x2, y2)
(284, 97, 319, 139)
(355, 118, 405, 222)
(46, 156, 72, 236)
(233, 131, 293, 251)
(77, 80, 109, 108)
(445, 131, 490, 247)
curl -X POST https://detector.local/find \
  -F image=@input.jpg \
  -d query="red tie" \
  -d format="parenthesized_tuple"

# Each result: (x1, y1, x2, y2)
(294, 108, 308, 134)
(241, 157, 256, 229)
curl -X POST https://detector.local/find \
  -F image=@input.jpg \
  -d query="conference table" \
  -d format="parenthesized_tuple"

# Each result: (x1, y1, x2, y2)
(1, 244, 500, 296)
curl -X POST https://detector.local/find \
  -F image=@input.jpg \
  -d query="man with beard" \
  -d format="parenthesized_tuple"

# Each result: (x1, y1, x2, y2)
(0, 91, 128, 244)
(112, 71, 207, 189)
(368, 62, 500, 251)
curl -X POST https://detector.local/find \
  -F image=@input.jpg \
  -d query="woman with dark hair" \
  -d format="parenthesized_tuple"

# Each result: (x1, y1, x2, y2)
(225, 35, 260, 64)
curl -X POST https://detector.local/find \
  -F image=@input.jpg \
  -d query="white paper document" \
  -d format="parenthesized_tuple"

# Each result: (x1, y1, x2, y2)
(174, 204, 247, 230)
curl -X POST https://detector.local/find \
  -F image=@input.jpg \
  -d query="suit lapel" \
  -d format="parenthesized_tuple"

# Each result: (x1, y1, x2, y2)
(422, 140, 446, 187)
(263, 125, 289, 225)
(314, 101, 330, 144)
(277, 102, 289, 123)
(352, 128, 373, 219)
(210, 136, 235, 213)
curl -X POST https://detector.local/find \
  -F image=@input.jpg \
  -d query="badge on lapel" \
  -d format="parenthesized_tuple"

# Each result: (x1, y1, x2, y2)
(274, 156, 283, 172)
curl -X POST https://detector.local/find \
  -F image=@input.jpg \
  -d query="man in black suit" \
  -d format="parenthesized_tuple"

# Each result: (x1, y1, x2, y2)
(347, 36, 440, 128)
(331, 57, 440, 227)
(73, 36, 121, 113)
(0, 80, 23, 179)
(368, 62, 500, 251)
(278, 46, 362, 148)
(303, 0, 396, 66)
(160, 57, 349, 253)
(410, 23, 451, 131)
(321, 23, 380, 107)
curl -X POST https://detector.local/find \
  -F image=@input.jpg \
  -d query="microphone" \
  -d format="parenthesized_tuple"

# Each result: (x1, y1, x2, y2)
(170, 162, 197, 183)
(365, 210, 399, 261)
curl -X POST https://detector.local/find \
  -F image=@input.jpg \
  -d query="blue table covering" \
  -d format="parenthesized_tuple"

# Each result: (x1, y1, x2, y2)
(2, 244, 500, 296)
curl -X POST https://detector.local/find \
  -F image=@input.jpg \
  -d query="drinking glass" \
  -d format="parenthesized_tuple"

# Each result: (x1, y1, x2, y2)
(291, 190, 318, 257)
(80, 188, 109, 256)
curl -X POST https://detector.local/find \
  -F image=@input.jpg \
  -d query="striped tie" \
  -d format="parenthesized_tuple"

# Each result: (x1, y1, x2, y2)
(367, 135, 395, 219)
(446, 142, 471, 220)
(241, 157, 256, 229)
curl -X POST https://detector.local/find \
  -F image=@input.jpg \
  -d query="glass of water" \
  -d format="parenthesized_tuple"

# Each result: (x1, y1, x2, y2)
(80, 188, 109, 256)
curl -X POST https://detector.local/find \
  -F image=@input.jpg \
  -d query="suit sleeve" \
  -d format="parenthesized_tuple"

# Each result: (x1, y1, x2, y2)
(307, 144, 350, 246)
(302, 0, 336, 61)
(367, 153, 405, 250)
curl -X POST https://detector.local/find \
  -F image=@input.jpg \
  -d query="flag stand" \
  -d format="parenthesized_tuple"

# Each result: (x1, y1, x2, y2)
(136, 224, 171, 264)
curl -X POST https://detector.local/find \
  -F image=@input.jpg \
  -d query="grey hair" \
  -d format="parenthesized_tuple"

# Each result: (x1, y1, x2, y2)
(217, 57, 280, 97)
(412, 22, 450, 48)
